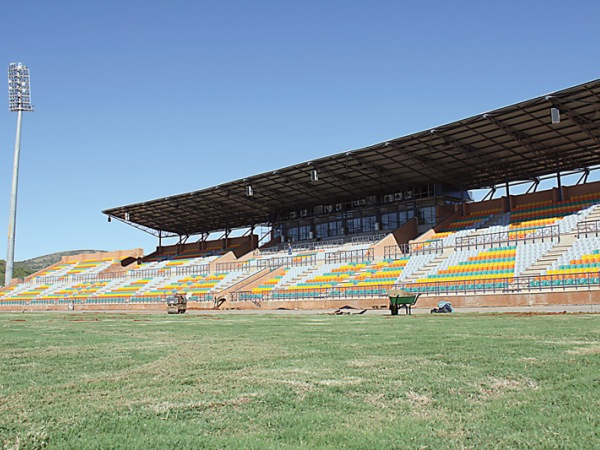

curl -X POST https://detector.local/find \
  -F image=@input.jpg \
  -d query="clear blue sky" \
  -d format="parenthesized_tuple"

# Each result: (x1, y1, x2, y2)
(1, 0, 600, 260)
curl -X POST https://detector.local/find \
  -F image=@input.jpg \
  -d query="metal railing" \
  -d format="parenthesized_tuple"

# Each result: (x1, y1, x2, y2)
(384, 244, 410, 260)
(263, 237, 350, 253)
(215, 261, 251, 272)
(313, 238, 345, 248)
(230, 285, 390, 303)
(455, 225, 560, 250)
(256, 254, 318, 268)
(401, 272, 599, 295)
(9, 293, 214, 307)
(325, 248, 374, 264)
(351, 233, 386, 244)
(31, 264, 211, 285)
(384, 239, 443, 259)
(263, 232, 386, 253)
(216, 254, 318, 272)
(9, 272, 599, 306)
(577, 219, 600, 238)
(174, 264, 211, 276)
(231, 271, 600, 302)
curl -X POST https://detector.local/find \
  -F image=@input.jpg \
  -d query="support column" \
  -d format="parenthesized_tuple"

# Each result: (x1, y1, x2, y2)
(5, 110, 23, 285)
(505, 179, 511, 213)
(557, 171, 563, 202)
(460, 181, 465, 216)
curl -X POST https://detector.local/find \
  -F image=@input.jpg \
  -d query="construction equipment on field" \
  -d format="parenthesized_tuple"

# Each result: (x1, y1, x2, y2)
(166, 292, 187, 314)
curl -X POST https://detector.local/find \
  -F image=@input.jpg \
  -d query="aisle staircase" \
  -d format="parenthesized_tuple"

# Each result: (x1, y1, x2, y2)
(517, 234, 577, 278)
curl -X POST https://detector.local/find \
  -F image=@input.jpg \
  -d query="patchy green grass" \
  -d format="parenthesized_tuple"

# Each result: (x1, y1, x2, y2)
(0, 312, 599, 449)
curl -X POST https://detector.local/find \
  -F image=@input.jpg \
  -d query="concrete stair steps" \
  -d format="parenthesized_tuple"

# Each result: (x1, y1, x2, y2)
(279, 265, 322, 289)
(405, 249, 453, 283)
(519, 234, 578, 277)
(137, 276, 171, 294)
(583, 208, 600, 222)
(219, 270, 268, 292)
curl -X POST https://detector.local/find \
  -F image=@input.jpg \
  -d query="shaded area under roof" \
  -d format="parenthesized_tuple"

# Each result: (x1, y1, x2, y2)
(103, 78, 600, 237)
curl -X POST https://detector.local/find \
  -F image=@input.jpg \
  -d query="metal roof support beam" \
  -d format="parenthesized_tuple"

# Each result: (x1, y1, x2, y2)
(272, 173, 332, 204)
(341, 152, 389, 186)
(557, 171, 563, 202)
(546, 97, 600, 148)
(254, 187, 287, 206)
(229, 182, 287, 208)
(190, 192, 225, 209)
(195, 232, 209, 243)
(526, 178, 540, 194)
(460, 180, 466, 216)
(106, 214, 175, 238)
(482, 187, 496, 201)
(347, 152, 440, 190)
(577, 168, 589, 185)
(215, 187, 271, 211)
(344, 153, 403, 189)
(430, 130, 509, 179)
(172, 200, 205, 216)
(505, 179, 511, 212)
(483, 115, 559, 172)
(308, 164, 360, 197)
(461, 121, 527, 164)
(406, 151, 460, 180)
(189, 194, 228, 213)
(377, 143, 453, 185)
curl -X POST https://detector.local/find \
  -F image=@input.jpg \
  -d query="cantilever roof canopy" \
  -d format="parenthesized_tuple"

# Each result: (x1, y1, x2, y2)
(103, 78, 600, 237)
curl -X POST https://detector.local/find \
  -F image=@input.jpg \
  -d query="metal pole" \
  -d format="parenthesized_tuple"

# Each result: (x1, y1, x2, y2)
(5, 110, 23, 285)
(505, 179, 511, 212)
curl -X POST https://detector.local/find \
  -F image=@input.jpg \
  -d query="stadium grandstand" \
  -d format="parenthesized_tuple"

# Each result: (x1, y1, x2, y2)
(2, 78, 600, 311)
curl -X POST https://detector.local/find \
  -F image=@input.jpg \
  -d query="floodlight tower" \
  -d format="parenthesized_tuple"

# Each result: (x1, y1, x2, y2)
(5, 63, 34, 286)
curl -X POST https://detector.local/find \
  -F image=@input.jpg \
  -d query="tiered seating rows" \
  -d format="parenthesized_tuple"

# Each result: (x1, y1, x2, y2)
(2, 194, 600, 303)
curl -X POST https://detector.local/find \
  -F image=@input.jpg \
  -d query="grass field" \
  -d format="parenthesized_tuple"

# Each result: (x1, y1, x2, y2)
(0, 311, 599, 449)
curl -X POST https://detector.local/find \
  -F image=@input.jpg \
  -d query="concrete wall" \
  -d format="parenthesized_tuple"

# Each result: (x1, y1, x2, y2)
(564, 179, 600, 200)
(392, 217, 419, 245)
(62, 249, 143, 264)
(153, 235, 256, 258)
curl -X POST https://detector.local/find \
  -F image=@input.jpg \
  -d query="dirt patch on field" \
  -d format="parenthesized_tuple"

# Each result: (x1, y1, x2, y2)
(567, 345, 600, 355)
(405, 390, 434, 419)
(150, 394, 258, 414)
(477, 376, 538, 398)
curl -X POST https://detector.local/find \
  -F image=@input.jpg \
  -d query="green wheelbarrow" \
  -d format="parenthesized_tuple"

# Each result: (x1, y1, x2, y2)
(388, 289, 421, 315)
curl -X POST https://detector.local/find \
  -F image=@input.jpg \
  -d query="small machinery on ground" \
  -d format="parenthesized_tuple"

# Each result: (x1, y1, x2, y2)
(166, 293, 187, 314)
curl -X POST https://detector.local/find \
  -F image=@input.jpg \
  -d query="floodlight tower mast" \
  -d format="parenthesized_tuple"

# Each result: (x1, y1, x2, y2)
(5, 63, 34, 286)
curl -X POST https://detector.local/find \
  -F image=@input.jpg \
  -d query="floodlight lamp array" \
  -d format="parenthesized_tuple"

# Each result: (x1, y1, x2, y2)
(8, 62, 34, 112)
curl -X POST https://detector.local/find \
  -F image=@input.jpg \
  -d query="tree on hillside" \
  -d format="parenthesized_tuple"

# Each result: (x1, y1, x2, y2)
(0, 260, 36, 287)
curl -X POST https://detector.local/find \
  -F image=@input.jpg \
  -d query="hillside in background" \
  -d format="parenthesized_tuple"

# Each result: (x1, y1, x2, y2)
(0, 250, 105, 286)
